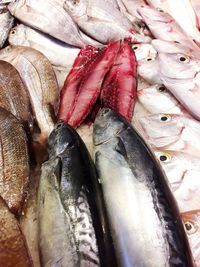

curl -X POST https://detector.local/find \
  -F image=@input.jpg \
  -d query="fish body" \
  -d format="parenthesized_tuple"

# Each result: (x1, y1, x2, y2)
(138, 6, 199, 50)
(0, 196, 33, 267)
(38, 121, 117, 267)
(0, 5, 14, 48)
(64, 0, 151, 44)
(0, 45, 59, 142)
(8, 0, 97, 47)
(94, 108, 193, 267)
(9, 24, 80, 69)
(181, 210, 200, 266)
(146, 0, 200, 44)
(0, 60, 32, 130)
(0, 107, 29, 215)
(152, 39, 200, 120)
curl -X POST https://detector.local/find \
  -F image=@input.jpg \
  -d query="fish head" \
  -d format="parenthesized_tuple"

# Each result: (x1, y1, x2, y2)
(138, 113, 184, 144)
(137, 84, 181, 114)
(63, 0, 88, 17)
(138, 5, 171, 25)
(8, 24, 26, 46)
(48, 120, 77, 157)
(93, 108, 127, 145)
(152, 39, 200, 80)
(0, 45, 17, 62)
(134, 43, 161, 83)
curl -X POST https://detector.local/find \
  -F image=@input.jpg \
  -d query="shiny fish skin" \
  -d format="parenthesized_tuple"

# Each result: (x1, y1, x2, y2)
(9, 24, 80, 69)
(0, 45, 59, 142)
(38, 121, 117, 267)
(0, 107, 29, 215)
(8, 0, 97, 47)
(0, 196, 33, 267)
(64, 0, 151, 44)
(0, 6, 14, 48)
(94, 108, 194, 267)
(0, 60, 32, 130)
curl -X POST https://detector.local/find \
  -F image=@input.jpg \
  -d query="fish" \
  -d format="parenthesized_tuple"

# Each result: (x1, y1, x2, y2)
(38, 121, 117, 267)
(0, 5, 14, 48)
(138, 113, 200, 154)
(8, 24, 80, 69)
(146, 0, 200, 45)
(152, 39, 200, 120)
(138, 6, 200, 50)
(0, 107, 29, 215)
(58, 41, 121, 128)
(8, 0, 99, 47)
(181, 210, 200, 267)
(0, 196, 33, 267)
(137, 84, 187, 115)
(63, 0, 151, 44)
(93, 107, 194, 267)
(53, 65, 71, 90)
(0, 60, 33, 130)
(154, 150, 200, 211)
(101, 40, 137, 121)
(133, 43, 162, 84)
(0, 45, 59, 142)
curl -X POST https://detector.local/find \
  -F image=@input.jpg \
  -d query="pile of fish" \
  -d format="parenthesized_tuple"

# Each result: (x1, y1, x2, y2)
(1, 0, 200, 266)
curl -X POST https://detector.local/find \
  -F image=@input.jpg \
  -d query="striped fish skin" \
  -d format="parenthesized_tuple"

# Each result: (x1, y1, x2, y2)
(38, 121, 117, 267)
(93, 108, 194, 267)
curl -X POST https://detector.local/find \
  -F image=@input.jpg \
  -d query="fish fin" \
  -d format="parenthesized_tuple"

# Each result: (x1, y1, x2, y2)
(115, 137, 128, 160)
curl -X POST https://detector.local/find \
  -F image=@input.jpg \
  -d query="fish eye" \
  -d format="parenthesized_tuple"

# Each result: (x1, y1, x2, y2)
(10, 30, 16, 35)
(178, 54, 190, 63)
(158, 152, 171, 163)
(146, 57, 153, 62)
(132, 44, 139, 50)
(158, 86, 166, 92)
(184, 221, 197, 235)
(159, 114, 171, 122)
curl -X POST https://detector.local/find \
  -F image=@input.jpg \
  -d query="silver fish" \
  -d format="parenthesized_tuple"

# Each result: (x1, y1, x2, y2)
(38, 121, 117, 267)
(9, 24, 80, 69)
(8, 0, 98, 47)
(64, 0, 151, 44)
(94, 108, 194, 267)
(0, 5, 14, 48)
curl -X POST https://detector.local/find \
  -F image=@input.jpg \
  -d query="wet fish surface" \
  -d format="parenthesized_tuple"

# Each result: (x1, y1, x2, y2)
(38, 121, 117, 267)
(0, 107, 29, 215)
(0, 5, 14, 48)
(0, 196, 33, 267)
(93, 108, 194, 267)
(0, 60, 32, 130)
(0, 45, 59, 142)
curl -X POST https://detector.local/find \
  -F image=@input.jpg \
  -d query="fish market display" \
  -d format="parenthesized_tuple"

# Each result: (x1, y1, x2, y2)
(64, 0, 151, 44)
(38, 121, 117, 266)
(0, 107, 29, 215)
(0, 4, 14, 48)
(0, 60, 32, 129)
(0, 196, 33, 267)
(8, 24, 80, 69)
(0, 45, 59, 142)
(1, 0, 200, 265)
(94, 108, 193, 267)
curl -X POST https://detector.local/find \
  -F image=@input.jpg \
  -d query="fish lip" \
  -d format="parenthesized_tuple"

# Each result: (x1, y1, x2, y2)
(94, 128, 125, 146)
